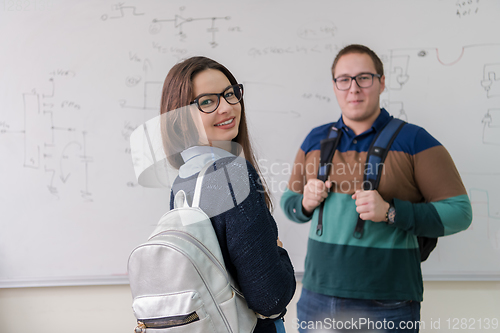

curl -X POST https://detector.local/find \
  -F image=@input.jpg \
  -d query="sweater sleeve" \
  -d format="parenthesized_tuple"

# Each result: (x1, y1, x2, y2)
(223, 160, 296, 317)
(280, 187, 312, 223)
(391, 128, 472, 237)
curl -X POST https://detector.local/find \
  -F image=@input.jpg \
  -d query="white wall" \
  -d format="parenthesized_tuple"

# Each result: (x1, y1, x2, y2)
(1, 281, 500, 333)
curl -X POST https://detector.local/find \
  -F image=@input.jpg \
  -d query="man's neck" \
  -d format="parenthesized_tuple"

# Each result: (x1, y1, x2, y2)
(342, 109, 381, 135)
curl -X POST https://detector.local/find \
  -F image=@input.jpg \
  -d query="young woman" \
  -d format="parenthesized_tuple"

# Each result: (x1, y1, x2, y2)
(160, 56, 295, 333)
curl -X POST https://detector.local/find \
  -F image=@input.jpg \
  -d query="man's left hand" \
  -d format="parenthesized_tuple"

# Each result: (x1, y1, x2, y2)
(352, 190, 390, 222)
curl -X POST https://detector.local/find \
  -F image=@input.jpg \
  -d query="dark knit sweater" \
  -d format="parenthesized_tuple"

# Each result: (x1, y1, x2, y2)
(170, 155, 296, 333)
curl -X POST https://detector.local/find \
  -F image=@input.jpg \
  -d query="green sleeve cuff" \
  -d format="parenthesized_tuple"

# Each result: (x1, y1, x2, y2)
(280, 187, 311, 223)
(430, 194, 472, 236)
(392, 198, 445, 237)
(393, 195, 472, 237)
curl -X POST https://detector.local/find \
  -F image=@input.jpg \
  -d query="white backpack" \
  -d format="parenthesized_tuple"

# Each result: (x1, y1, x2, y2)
(128, 163, 258, 333)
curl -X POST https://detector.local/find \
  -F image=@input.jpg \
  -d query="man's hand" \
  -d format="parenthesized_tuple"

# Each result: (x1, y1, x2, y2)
(302, 179, 332, 215)
(352, 190, 390, 222)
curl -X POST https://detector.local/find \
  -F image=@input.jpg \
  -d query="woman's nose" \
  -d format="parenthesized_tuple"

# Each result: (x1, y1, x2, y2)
(216, 97, 232, 113)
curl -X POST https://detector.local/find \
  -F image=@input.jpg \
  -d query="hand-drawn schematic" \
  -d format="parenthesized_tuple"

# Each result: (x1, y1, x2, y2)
(2, 71, 94, 202)
(482, 63, 500, 99)
(469, 188, 500, 250)
(101, 2, 144, 21)
(149, 6, 231, 48)
(384, 45, 500, 131)
(119, 59, 162, 111)
(381, 49, 413, 121)
(482, 109, 500, 146)
(480, 61, 500, 145)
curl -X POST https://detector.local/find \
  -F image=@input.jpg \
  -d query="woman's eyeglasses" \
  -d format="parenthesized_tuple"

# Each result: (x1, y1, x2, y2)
(191, 84, 243, 113)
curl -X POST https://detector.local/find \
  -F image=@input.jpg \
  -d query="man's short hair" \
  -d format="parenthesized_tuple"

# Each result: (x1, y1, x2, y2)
(331, 44, 384, 79)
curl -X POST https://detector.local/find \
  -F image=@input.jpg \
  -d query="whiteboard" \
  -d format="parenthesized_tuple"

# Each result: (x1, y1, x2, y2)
(1, 0, 500, 287)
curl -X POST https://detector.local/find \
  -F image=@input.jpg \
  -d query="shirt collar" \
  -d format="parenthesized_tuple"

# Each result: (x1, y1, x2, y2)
(179, 146, 234, 178)
(336, 108, 392, 135)
(371, 108, 392, 132)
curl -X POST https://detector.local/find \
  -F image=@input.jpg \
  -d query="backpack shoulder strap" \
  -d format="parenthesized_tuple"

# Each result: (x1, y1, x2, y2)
(316, 122, 342, 236)
(192, 161, 215, 208)
(353, 117, 406, 238)
(318, 123, 343, 182)
(173, 190, 189, 209)
(364, 118, 406, 190)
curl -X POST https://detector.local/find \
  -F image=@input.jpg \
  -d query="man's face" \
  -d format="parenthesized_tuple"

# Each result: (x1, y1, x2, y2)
(333, 53, 385, 127)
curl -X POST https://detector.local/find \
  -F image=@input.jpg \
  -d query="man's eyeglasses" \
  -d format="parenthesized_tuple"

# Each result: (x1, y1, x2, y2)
(191, 84, 244, 113)
(333, 73, 381, 91)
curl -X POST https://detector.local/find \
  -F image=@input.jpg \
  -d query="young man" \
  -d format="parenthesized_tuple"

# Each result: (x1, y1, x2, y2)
(281, 44, 472, 332)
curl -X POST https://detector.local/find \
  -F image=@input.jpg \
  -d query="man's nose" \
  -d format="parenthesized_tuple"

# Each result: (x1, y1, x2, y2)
(349, 78, 361, 92)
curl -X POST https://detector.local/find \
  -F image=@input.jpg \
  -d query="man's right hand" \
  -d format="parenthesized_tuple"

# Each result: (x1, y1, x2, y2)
(302, 179, 332, 215)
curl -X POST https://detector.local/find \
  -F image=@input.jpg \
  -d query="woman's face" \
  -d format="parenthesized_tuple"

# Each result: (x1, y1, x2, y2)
(192, 69, 241, 143)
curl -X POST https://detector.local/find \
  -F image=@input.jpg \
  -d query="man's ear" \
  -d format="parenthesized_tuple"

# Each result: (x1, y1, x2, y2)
(379, 75, 386, 94)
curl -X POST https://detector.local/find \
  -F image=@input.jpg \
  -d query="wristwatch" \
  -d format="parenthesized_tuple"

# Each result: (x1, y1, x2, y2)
(386, 202, 396, 225)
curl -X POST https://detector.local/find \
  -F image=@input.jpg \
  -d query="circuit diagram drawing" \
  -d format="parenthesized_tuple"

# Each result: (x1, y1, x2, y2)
(481, 63, 500, 98)
(385, 46, 465, 93)
(119, 58, 162, 111)
(149, 6, 231, 48)
(482, 109, 500, 146)
(469, 188, 500, 250)
(2, 72, 93, 202)
(382, 48, 427, 119)
(386, 51, 411, 91)
(101, 2, 144, 21)
(386, 45, 500, 93)
(384, 45, 500, 127)
(119, 80, 162, 111)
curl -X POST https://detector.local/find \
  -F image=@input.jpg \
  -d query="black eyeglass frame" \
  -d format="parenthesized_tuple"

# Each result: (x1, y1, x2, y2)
(190, 84, 244, 114)
(333, 73, 382, 91)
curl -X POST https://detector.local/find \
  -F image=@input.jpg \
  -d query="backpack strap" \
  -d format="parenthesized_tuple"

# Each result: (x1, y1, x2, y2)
(192, 161, 215, 208)
(318, 124, 343, 182)
(353, 118, 406, 239)
(364, 118, 406, 190)
(174, 190, 189, 209)
(316, 123, 343, 236)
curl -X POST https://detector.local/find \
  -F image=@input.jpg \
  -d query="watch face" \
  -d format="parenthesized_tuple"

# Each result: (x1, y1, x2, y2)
(388, 206, 396, 223)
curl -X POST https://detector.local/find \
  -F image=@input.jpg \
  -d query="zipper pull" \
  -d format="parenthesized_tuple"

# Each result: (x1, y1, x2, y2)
(134, 321, 146, 333)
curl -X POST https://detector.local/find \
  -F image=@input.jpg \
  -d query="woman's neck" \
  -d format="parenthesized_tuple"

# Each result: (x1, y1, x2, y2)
(210, 141, 233, 153)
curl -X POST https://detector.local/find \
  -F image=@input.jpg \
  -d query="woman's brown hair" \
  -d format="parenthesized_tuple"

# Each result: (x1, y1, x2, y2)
(160, 56, 273, 210)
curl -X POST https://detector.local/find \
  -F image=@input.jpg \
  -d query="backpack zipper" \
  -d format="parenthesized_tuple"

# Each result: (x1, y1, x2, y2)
(135, 311, 199, 331)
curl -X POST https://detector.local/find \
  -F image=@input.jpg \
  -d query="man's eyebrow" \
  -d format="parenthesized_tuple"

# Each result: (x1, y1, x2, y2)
(335, 71, 372, 77)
